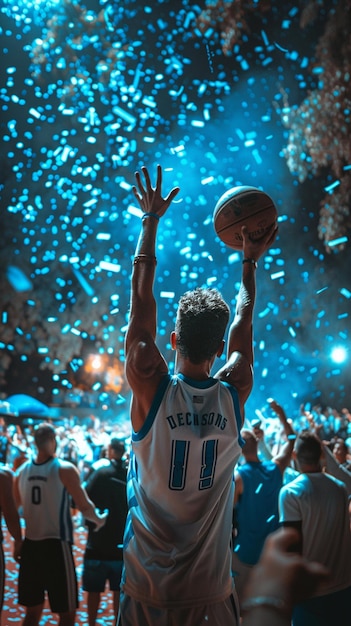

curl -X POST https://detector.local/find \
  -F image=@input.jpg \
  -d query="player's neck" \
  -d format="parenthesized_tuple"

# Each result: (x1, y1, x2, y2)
(175, 358, 212, 381)
(175, 352, 216, 381)
(244, 453, 260, 463)
(36, 452, 55, 464)
(298, 462, 322, 474)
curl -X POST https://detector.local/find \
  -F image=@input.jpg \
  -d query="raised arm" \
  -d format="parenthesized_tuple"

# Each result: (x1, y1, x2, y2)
(216, 223, 277, 416)
(269, 399, 296, 474)
(321, 444, 351, 495)
(125, 165, 180, 432)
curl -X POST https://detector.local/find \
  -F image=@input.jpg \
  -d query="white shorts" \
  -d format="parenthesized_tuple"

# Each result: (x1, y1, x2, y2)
(117, 590, 240, 626)
(232, 551, 254, 609)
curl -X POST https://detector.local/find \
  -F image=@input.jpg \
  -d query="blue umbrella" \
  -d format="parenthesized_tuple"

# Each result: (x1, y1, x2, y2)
(6, 394, 49, 417)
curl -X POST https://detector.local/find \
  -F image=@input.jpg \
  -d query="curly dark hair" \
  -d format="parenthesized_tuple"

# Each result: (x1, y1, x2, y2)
(295, 431, 322, 465)
(175, 287, 230, 364)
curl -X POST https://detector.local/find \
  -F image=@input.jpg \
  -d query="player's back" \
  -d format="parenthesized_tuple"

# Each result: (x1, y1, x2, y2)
(122, 373, 242, 607)
(17, 456, 72, 542)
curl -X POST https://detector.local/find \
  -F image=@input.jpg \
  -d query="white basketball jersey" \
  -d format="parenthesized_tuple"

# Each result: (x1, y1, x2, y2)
(17, 456, 73, 542)
(122, 373, 243, 609)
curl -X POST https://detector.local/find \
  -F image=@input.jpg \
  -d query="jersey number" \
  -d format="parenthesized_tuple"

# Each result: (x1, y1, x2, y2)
(169, 439, 218, 491)
(31, 486, 41, 505)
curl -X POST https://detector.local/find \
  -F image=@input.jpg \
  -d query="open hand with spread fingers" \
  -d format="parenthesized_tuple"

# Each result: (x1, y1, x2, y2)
(133, 164, 180, 219)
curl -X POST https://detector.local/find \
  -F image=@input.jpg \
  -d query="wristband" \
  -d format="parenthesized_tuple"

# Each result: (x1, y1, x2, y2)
(142, 212, 160, 220)
(133, 254, 157, 266)
(243, 258, 258, 268)
(241, 596, 289, 616)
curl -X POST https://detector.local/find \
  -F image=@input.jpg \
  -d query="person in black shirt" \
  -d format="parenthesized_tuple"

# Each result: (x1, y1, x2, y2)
(82, 437, 128, 626)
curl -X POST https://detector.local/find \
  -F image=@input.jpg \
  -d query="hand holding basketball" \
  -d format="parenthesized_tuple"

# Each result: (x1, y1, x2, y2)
(213, 186, 278, 250)
(242, 222, 278, 262)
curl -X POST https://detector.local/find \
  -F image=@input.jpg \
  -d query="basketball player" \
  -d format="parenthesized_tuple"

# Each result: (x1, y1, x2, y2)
(118, 164, 278, 626)
(14, 422, 108, 626)
(0, 464, 22, 625)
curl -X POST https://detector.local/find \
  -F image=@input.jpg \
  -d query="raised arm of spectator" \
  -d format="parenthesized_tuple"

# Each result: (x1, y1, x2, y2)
(252, 422, 274, 461)
(269, 399, 296, 474)
(321, 441, 351, 496)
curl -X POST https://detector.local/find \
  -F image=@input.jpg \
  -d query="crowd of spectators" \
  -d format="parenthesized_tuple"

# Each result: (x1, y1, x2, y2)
(1, 401, 351, 478)
(0, 399, 350, 625)
(0, 413, 130, 479)
(245, 403, 351, 460)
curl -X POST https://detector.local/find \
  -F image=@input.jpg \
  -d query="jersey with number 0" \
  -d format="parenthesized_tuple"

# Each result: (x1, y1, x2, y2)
(16, 456, 73, 543)
(122, 372, 243, 609)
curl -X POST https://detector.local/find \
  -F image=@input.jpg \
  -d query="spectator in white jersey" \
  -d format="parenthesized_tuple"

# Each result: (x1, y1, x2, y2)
(118, 164, 277, 626)
(13, 422, 108, 626)
(279, 431, 351, 626)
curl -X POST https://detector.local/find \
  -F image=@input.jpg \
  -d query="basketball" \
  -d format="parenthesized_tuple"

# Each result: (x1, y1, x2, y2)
(213, 186, 277, 250)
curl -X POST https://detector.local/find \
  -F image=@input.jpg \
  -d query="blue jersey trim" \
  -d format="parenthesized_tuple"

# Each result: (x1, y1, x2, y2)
(176, 372, 218, 389)
(221, 381, 245, 447)
(132, 374, 171, 442)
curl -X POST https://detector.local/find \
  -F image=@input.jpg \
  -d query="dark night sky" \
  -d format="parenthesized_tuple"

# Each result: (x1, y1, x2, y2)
(1, 0, 350, 424)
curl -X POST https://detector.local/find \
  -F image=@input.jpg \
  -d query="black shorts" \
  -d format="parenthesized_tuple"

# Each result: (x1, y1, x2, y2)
(82, 558, 123, 593)
(18, 538, 78, 613)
